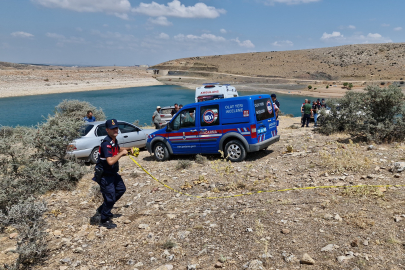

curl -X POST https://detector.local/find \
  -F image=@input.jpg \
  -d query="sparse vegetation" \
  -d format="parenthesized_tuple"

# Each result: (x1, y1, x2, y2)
(161, 240, 176, 249)
(318, 85, 405, 142)
(307, 85, 312, 90)
(176, 160, 192, 170)
(195, 154, 208, 165)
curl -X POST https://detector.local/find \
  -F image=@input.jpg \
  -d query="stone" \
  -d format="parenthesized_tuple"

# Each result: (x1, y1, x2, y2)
(138, 224, 149, 229)
(351, 239, 359, 247)
(246, 260, 264, 269)
(246, 228, 253, 232)
(5, 246, 17, 253)
(9, 233, 18, 239)
(363, 240, 369, 246)
(323, 214, 333, 220)
(155, 265, 173, 270)
(260, 253, 272, 259)
(53, 230, 62, 236)
(166, 214, 176, 219)
(394, 174, 401, 178)
(393, 162, 405, 172)
(60, 267, 68, 270)
(134, 262, 144, 267)
(334, 214, 343, 222)
(177, 230, 190, 239)
(394, 216, 402, 222)
(282, 252, 296, 263)
(124, 220, 131, 224)
(60, 258, 71, 264)
(214, 262, 223, 268)
(337, 254, 354, 263)
(73, 247, 84, 253)
(300, 253, 315, 265)
(187, 265, 197, 270)
(367, 145, 374, 150)
(321, 244, 339, 252)
(281, 229, 291, 234)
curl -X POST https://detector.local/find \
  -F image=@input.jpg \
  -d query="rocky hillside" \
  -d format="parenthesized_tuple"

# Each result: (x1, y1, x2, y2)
(153, 43, 405, 81)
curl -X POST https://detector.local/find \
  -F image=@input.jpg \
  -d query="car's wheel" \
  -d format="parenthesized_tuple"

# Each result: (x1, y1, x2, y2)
(153, 142, 170, 161)
(224, 140, 246, 162)
(89, 147, 99, 164)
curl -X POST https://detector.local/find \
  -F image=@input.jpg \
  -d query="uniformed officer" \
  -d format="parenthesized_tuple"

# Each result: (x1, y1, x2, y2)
(93, 119, 132, 229)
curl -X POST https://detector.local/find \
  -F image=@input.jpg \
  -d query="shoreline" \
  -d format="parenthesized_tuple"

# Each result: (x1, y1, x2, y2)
(0, 67, 163, 98)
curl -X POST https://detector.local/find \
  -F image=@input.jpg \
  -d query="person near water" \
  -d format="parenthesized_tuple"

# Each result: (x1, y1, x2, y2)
(301, 100, 312, 127)
(152, 106, 162, 129)
(312, 100, 321, 127)
(84, 110, 96, 122)
(93, 119, 134, 229)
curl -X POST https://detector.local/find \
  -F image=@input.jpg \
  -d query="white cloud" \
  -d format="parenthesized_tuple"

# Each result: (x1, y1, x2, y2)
(321, 31, 344, 40)
(320, 31, 392, 44)
(220, 29, 227, 34)
(272, 40, 294, 47)
(381, 23, 390, 27)
(46, 32, 85, 45)
(233, 37, 255, 48)
(32, 0, 131, 19)
(133, 0, 226, 18)
(174, 33, 226, 42)
(367, 33, 381, 38)
(394, 27, 402, 31)
(91, 30, 137, 42)
(11, 31, 34, 38)
(264, 0, 321, 5)
(158, 32, 170, 39)
(348, 25, 356, 29)
(148, 16, 173, 26)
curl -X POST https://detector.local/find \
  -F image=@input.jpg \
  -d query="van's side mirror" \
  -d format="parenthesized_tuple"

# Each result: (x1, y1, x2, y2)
(166, 124, 172, 132)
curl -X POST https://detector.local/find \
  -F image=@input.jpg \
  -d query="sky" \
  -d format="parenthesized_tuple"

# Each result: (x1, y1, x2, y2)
(1, 0, 404, 66)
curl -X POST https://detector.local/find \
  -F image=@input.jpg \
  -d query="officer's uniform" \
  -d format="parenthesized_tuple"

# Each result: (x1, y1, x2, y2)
(94, 134, 126, 223)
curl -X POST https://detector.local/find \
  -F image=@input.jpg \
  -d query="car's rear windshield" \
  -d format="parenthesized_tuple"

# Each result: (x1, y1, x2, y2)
(161, 109, 172, 114)
(79, 124, 94, 136)
(254, 98, 275, 121)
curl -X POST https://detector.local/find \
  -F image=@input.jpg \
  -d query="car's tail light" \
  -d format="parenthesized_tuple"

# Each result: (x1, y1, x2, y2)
(160, 115, 165, 117)
(250, 124, 257, 139)
(67, 144, 77, 151)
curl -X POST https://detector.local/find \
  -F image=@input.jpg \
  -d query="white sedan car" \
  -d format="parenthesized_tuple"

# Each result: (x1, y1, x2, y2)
(68, 121, 155, 164)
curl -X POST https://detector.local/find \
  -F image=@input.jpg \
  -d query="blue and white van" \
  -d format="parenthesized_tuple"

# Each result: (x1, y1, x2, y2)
(146, 94, 280, 162)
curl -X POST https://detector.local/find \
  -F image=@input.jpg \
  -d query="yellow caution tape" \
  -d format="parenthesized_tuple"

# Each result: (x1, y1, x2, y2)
(128, 147, 140, 157)
(128, 156, 401, 199)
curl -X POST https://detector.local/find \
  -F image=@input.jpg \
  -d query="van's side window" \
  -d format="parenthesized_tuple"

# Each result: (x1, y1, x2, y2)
(200, 105, 220, 126)
(172, 108, 196, 130)
(254, 98, 275, 121)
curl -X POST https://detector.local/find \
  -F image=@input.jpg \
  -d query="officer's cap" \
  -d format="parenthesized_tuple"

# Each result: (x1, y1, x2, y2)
(105, 119, 118, 129)
(271, 94, 276, 98)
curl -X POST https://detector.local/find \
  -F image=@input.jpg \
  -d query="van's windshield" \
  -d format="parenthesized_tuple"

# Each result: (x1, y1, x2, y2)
(197, 94, 224, 102)
(254, 98, 275, 121)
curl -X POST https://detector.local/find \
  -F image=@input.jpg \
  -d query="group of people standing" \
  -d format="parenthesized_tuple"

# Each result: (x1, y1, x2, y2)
(152, 103, 183, 129)
(301, 98, 326, 127)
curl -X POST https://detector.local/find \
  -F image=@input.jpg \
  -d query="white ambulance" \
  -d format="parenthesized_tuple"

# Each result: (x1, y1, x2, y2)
(195, 83, 239, 102)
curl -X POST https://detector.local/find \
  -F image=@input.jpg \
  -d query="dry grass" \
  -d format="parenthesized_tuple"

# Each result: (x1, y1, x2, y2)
(318, 141, 371, 173)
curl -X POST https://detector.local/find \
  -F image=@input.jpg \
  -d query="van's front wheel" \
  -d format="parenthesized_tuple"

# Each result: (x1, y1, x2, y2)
(224, 140, 246, 162)
(154, 142, 170, 161)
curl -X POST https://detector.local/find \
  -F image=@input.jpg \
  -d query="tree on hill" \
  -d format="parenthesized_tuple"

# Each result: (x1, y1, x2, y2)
(343, 82, 349, 88)
(308, 85, 312, 90)
(348, 83, 353, 90)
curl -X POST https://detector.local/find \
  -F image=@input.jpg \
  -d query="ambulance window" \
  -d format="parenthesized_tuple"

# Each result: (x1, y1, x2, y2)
(172, 108, 196, 130)
(200, 105, 220, 126)
(254, 98, 275, 121)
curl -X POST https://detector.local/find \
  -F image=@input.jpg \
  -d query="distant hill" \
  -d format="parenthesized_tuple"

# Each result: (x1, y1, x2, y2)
(152, 43, 405, 81)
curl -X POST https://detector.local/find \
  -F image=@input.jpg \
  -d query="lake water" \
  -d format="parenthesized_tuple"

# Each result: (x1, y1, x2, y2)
(0, 85, 318, 127)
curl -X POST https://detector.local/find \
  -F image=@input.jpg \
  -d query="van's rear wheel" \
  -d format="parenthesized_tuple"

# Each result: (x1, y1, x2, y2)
(154, 142, 170, 161)
(224, 140, 246, 162)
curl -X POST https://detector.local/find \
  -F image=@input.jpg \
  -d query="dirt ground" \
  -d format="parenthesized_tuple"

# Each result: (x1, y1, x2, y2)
(2, 116, 405, 270)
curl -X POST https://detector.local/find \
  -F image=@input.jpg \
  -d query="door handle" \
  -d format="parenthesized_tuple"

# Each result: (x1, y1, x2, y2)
(200, 129, 207, 132)
(124, 135, 128, 138)
(190, 129, 197, 132)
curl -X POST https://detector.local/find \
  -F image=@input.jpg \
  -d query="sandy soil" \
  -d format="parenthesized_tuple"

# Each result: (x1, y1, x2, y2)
(0, 67, 163, 98)
(2, 116, 405, 269)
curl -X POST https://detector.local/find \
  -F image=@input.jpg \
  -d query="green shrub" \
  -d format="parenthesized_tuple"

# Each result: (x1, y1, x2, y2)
(56, 99, 105, 121)
(318, 85, 405, 142)
(307, 85, 312, 90)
